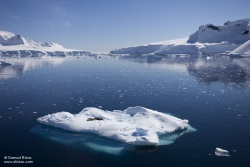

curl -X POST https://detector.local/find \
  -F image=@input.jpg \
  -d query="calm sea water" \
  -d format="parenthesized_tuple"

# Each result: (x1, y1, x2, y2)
(0, 55, 250, 167)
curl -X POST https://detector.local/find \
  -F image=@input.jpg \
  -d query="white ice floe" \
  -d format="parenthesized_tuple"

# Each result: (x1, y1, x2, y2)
(215, 147, 230, 156)
(0, 60, 14, 66)
(37, 106, 190, 146)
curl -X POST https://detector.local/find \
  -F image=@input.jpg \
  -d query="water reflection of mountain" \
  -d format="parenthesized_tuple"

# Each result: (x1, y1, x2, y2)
(0, 64, 24, 79)
(0, 57, 64, 80)
(187, 57, 250, 85)
(1, 55, 250, 86)
(119, 55, 250, 86)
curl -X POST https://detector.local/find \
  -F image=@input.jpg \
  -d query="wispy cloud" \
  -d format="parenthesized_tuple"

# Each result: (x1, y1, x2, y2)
(0, 3, 23, 22)
(0, 0, 73, 29)
(44, 1, 72, 28)
(26, 0, 73, 28)
(3, 13, 22, 22)
(63, 21, 71, 27)
(47, 2, 69, 17)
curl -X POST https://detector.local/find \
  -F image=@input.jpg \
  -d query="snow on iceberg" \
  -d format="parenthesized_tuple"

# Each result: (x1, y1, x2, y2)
(37, 106, 190, 146)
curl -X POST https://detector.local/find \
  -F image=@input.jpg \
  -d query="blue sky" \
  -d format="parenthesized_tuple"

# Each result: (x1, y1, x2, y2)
(0, 0, 250, 53)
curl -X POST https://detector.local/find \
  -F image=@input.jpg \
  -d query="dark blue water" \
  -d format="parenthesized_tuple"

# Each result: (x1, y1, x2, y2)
(0, 55, 250, 167)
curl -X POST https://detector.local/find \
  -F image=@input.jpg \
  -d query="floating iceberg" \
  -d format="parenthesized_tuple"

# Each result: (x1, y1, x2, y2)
(215, 147, 230, 156)
(37, 106, 190, 146)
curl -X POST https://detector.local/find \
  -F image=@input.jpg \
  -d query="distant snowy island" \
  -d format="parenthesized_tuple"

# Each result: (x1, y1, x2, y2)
(1, 18, 250, 58)
(0, 31, 91, 57)
(110, 19, 250, 57)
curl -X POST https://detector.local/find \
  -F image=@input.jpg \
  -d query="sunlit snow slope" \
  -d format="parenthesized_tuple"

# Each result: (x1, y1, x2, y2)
(230, 40, 250, 55)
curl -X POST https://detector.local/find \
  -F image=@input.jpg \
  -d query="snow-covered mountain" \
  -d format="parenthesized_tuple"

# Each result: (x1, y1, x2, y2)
(0, 31, 91, 57)
(110, 19, 250, 56)
(0, 31, 15, 42)
(188, 19, 250, 44)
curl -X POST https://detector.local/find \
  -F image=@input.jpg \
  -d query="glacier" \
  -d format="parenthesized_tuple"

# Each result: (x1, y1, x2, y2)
(110, 19, 250, 56)
(37, 106, 192, 146)
(0, 31, 91, 57)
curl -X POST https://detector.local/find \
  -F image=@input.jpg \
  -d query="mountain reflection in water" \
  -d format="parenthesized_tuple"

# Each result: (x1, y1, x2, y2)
(1, 55, 250, 87)
(118, 55, 250, 86)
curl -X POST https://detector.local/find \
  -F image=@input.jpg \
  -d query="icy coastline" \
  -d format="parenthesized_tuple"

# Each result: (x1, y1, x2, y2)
(110, 19, 250, 56)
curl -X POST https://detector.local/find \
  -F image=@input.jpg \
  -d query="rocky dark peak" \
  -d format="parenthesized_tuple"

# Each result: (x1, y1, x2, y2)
(42, 42, 52, 47)
(241, 29, 249, 35)
(207, 24, 220, 31)
(224, 21, 230, 25)
(87, 117, 103, 121)
(16, 34, 22, 40)
(7, 34, 23, 42)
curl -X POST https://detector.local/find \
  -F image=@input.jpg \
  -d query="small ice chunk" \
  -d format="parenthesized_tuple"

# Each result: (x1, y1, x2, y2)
(215, 148, 230, 156)
(216, 148, 229, 153)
